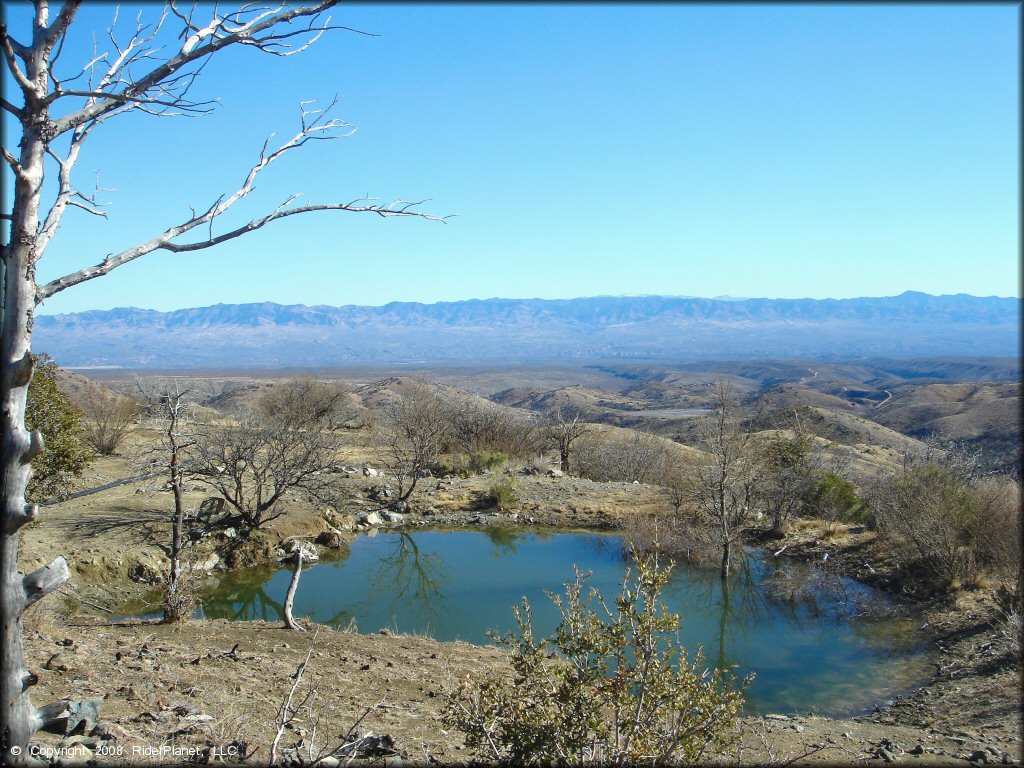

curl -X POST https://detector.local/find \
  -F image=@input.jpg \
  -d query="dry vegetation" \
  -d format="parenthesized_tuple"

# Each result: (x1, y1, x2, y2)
(14, 364, 1023, 765)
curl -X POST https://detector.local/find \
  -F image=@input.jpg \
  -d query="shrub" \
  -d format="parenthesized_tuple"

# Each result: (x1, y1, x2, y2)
(804, 472, 867, 529)
(79, 388, 142, 455)
(470, 450, 508, 473)
(485, 478, 518, 511)
(574, 430, 673, 484)
(871, 464, 980, 588)
(444, 550, 747, 765)
(26, 355, 92, 501)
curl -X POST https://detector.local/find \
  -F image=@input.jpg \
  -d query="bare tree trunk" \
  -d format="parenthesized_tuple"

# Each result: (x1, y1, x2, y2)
(164, 459, 185, 623)
(1, 6, 91, 751)
(283, 550, 307, 632)
(161, 389, 190, 623)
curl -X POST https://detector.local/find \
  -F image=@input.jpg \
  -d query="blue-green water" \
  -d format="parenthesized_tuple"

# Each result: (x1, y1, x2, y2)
(194, 529, 930, 716)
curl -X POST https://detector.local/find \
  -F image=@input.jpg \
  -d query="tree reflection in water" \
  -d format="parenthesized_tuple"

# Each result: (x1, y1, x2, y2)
(365, 532, 449, 631)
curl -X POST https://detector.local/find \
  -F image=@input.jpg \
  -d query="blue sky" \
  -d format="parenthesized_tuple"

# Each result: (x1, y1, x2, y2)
(2, 3, 1019, 314)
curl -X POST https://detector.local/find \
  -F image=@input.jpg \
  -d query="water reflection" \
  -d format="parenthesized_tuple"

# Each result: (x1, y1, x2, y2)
(189, 529, 929, 716)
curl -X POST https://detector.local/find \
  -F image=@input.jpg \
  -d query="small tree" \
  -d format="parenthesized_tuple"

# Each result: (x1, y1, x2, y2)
(374, 380, 449, 505)
(545, 408, 590, 474)
(78, 387, 141, 455)
(687, 380, 766, 580)
(804, 471, 866, 532)
(445, 549, 747, 765)
(757, 429, 818, 532)
(192, 382, 343, 530)
(25, 355, 91, 502)
(136, 380, 197, 623)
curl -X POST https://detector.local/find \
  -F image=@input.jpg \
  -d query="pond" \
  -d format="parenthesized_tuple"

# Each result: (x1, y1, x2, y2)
(189, 529, 929, 717)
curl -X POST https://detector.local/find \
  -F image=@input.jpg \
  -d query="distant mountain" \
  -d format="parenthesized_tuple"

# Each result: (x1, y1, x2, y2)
(34, 292, 1020, 368)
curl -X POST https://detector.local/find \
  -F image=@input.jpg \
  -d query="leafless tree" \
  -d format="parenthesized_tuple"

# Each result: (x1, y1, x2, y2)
(544, 408, 590, 474)
(374, 380, 449, 505)
(254, 378, 352, 431)
(445, 393, 538, 468)
(686, 380, 767, 580)
(191, 384, 344, 531)
(281, 543, 319, 632)
(136, 379, 196, 623)
(575, 428, 673, 484)
(78, 387, 142, 455)
(1, 4, 443, 752)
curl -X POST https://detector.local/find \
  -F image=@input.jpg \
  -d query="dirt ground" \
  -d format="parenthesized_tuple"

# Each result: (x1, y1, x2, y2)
(17, 446, 1024, 766)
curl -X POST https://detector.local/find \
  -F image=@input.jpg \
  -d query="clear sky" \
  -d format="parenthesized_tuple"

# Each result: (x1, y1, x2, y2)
(2, 3, 1019, 315)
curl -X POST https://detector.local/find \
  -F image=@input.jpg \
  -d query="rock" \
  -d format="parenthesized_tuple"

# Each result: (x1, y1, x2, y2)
(968, 751, 990, 764)
(909, 744, 924, 755)
(222, 527, 237, 539)
(546, 469, 564, 478)
(381, 511, 404, 524)
(359, 511, 383, 527)
(362, 466, 381, 477)
(764, 714, 789, 721)
(877, 747, 896, 763)
(197, 553, 220, 571)
(316, 529, 348, 549)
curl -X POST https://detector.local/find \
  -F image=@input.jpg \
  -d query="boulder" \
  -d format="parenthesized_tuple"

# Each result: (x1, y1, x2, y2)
(359, 511, 384, 527)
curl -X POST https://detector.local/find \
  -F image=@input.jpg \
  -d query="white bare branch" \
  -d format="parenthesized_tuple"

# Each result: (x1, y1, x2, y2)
(36, 105, 448, 302)
(49, 2, 365, 138)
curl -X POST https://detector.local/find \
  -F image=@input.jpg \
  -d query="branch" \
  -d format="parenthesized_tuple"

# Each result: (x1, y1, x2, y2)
(23, 557, 70, 611)
(1, 96, 23, 119)
(51, 2, 351, 138)
(37, 107, 449, 302)
(0, 21, 36, 95)
(42, 1, 83, 55)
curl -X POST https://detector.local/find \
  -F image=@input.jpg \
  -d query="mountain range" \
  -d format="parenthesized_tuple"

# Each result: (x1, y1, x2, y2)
(35, 292, 1020, 368)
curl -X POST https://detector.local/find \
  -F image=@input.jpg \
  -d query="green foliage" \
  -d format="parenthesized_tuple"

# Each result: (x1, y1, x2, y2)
(444, 550, 747, 765)
(471, 450, 508, 473)
(25, 355, 92, 501)
(805, 472, 866, 526)
(485, 477, 518, 511)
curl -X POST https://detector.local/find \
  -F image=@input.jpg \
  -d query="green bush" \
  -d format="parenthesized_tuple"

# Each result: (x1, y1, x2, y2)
(471, 450, 508, 473)
(804, 472, 867, 527)
(444, 550, 748, 765)
(26, 355, 92, 501)
(485, 478, 518, 511)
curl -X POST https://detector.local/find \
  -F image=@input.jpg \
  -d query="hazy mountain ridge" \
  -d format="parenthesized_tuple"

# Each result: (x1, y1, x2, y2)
(36, 292, 1020, 368)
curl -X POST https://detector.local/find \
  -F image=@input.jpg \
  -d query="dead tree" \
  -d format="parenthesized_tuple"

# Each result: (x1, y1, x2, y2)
(136, 380, 196, 623)
(544, 408, 590, 474)
(281, 543, 319, 632)
(0, 3, 444, 756)
(374, 381, 450, 505)
(688, 380, 766, 581)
